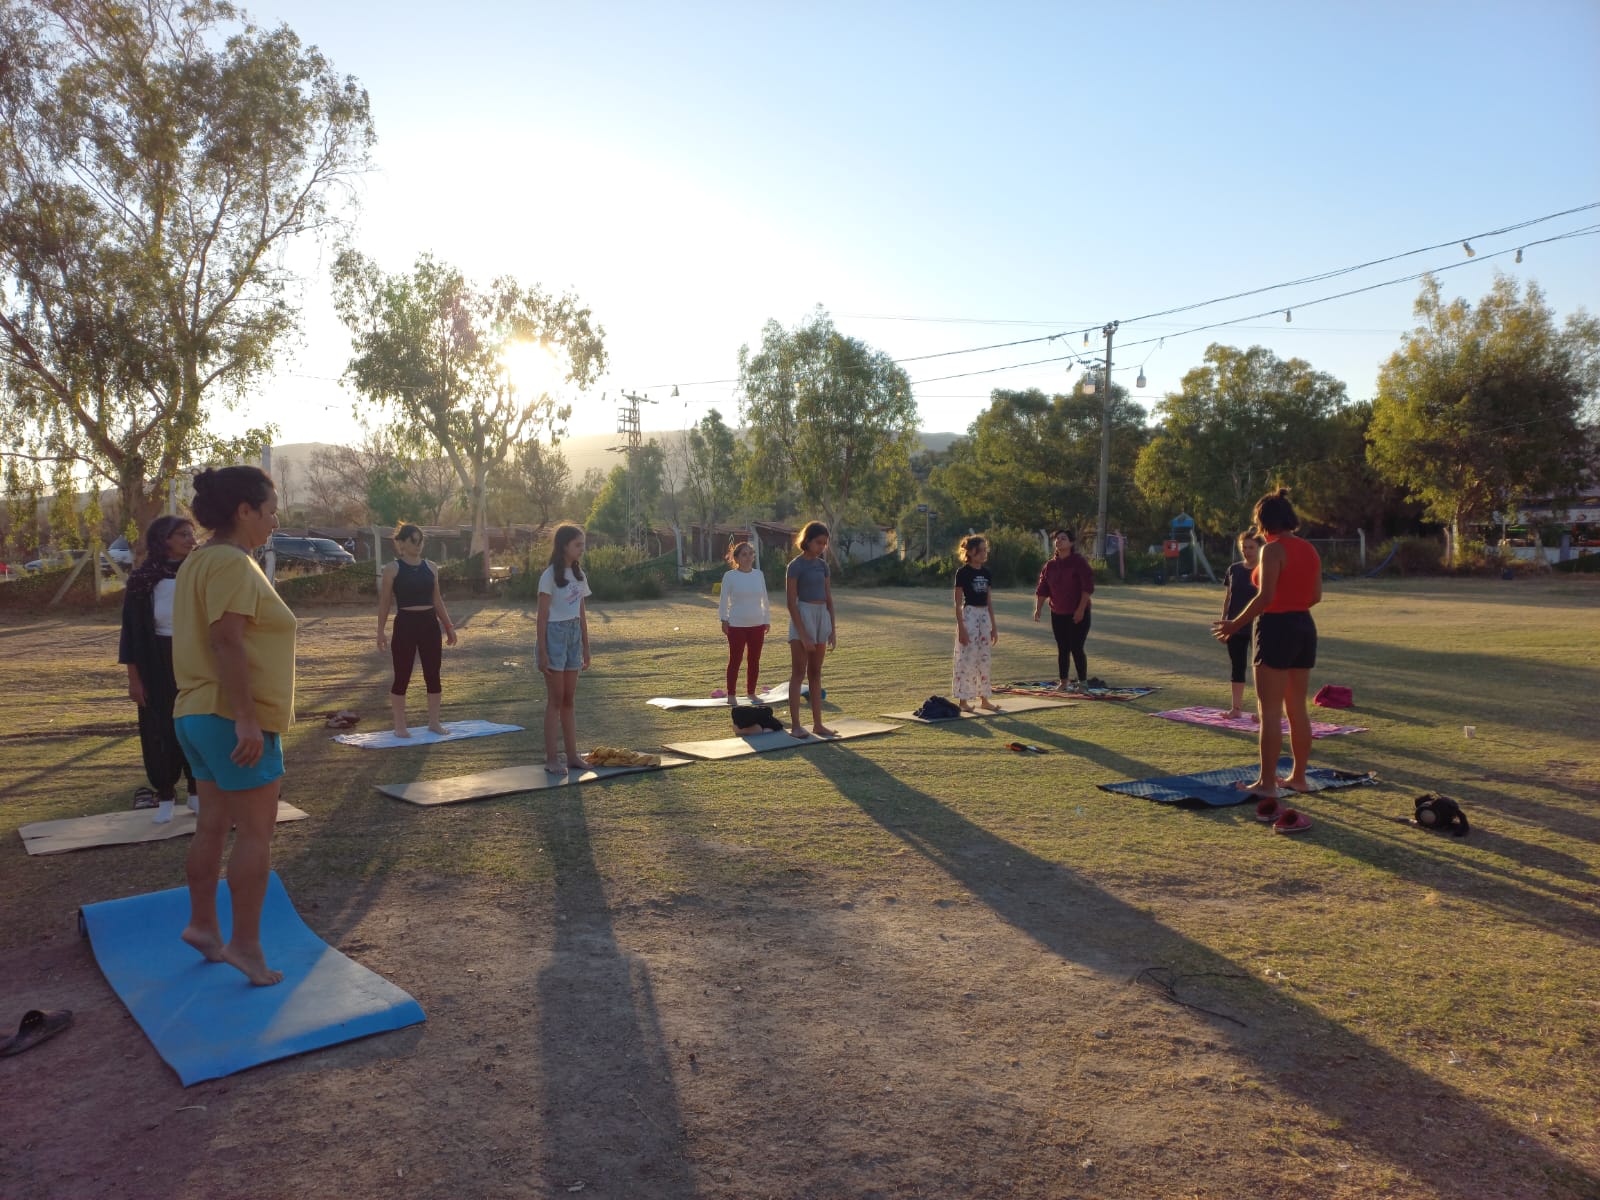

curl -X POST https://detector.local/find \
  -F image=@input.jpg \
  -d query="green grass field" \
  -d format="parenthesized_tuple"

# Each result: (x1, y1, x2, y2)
(1, 576, 1597, 1199)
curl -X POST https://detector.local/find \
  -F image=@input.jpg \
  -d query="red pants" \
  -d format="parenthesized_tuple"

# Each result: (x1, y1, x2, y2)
(725, 625, 766, 695)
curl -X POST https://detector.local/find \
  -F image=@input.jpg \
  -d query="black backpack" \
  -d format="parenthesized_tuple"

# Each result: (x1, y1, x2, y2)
(731, 704, 784, 733)
(1414, 793, 1470, 837)
(913, 695, 963, 721)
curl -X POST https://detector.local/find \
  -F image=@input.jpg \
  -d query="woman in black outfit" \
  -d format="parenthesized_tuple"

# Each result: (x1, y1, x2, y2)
(376, 522, 458, 736)
(118, 515, 199, 822)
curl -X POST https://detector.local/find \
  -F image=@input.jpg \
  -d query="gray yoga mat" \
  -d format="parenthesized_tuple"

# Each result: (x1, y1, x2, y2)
(20, 803, 310, 856)
(663, 717, 900, 760)
(376, 758, 693, 806)
(881, 695, 1074, 723)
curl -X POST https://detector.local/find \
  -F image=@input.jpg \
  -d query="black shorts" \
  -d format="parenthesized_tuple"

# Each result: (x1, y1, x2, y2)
(1254, 611, 1316, 671)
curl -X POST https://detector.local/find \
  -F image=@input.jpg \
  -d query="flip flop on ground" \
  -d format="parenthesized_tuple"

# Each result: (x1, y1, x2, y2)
(0, 1009, 73, 1057)
(132, 787, 157, 810)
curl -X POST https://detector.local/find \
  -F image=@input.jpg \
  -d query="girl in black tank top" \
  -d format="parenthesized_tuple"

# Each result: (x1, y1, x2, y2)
(377, 523, 458, 736)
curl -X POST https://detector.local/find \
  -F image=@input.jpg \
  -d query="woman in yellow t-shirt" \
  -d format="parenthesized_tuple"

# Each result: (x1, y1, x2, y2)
(172, 466, 296, 987)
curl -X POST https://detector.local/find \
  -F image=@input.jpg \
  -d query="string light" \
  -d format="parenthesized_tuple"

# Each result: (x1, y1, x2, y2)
(1462, 241, 1475, 257)
(1515, 248, 1523, 263)
(1285, 309, 1292, 323)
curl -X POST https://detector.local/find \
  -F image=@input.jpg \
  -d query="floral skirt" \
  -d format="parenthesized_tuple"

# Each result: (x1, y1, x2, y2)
(952, 607, 993, 700)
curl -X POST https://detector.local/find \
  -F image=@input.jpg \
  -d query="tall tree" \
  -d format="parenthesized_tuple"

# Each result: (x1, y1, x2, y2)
(1368, 274, 1599, 560)
(738, 308, 918, 543)
(683, 409, 741, 559)
(332, 250, 606, 581)
(305, 430, 456, 526)
(0, 0, 374, 531)
(934, 385, 1148, 536)
(489, 437, 570, 527)
(1134, 344, 1347, 532)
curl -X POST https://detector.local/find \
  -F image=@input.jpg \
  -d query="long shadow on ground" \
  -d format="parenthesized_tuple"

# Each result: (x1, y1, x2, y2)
(808, 748, 1598, 1200)
(531, 784, 699, 1198)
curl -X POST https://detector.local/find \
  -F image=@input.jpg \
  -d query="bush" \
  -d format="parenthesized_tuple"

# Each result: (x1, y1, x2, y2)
(1373, 536, 1446, 575)
(1555, 552, 1600, 573)
(977, 526, 1045, 589)
(276, 561, 375, 605)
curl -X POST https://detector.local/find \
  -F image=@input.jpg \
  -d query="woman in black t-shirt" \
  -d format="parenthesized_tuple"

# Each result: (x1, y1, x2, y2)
(952, 536, 1001, 711)
(1221, 530, 1261, 718)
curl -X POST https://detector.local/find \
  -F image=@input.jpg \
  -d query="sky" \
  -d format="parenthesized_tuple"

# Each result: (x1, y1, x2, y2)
(231, 0, 1600, 448)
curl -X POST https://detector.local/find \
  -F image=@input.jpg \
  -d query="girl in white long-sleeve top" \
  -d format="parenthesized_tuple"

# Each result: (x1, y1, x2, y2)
(718, 540, 771, 702)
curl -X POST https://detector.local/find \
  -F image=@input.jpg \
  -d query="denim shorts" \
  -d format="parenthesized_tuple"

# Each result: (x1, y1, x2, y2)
(545, 617, 584, 671)
(174, 713, 285, 791)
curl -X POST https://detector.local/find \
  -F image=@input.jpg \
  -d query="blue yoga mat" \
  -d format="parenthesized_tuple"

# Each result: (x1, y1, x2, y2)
(1098, 758, 1377, 807)
(80, 872, 425, 1086)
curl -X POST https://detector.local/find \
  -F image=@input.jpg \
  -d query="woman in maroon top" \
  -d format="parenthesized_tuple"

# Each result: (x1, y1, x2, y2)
(1032, 529, 1094, 687)
(1213, 488, 1322, 830)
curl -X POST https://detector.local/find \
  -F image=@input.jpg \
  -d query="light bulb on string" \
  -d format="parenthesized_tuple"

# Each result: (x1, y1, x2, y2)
(1285, 309, 1292, 323)
(1135, 369, 1147, 389)
(1462, 241, 1475, 258)
(1515, 248, 1523, 263)
(1083, 331, 1089, 347)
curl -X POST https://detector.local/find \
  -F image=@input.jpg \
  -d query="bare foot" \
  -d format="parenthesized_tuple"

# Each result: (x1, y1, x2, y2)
(1224, 708, 1243, 719)
(544, 758, 567, 776)
(813, 724, 837, 738)
(1233, 779, 1280, 799)
(569, 754, 590, 770)
(221, 942, 283, 987)
(1278, 775, 1312, 793)
(392, 727, 411, 739)
(787, 726, 811, 740)
(181, 925, 225, 963)
(978, 698, 1000, 711)
(427, 722, 447, 735)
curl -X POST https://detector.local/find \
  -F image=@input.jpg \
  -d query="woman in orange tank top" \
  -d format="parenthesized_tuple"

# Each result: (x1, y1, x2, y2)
(1213, 488, 1322, 831)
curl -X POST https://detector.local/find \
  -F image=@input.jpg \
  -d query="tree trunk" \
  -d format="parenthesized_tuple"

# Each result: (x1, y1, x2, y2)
(472, 466, 490, 588)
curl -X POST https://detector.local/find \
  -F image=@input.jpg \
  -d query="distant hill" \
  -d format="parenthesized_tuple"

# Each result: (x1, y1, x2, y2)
(268, 431, 963, 483)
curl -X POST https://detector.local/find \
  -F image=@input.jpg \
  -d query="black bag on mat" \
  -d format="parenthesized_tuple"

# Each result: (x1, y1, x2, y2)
(732, 704, 784, 733)
(913, 695, 963, 720)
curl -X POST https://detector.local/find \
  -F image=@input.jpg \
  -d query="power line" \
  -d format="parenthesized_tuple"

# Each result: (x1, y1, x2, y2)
(908, 225, 1600, 387)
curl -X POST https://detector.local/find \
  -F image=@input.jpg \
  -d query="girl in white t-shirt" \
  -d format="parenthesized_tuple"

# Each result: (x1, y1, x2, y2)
(718, 540, 771, 701)
(537, 524, 592, 774)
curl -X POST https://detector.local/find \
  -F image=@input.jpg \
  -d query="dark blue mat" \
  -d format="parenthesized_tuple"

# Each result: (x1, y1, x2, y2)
(1098, 758, 1377, 807)
(80, 872, 425, 1085)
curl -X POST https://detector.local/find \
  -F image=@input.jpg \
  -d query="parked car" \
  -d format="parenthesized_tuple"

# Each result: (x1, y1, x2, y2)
(107, 536, 134, 568)
(23, 548, 116, 576)
(266, 535, 357, 569)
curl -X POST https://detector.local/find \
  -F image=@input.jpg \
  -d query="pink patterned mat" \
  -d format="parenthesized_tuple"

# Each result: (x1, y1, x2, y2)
(1151, 706, 1367, 738)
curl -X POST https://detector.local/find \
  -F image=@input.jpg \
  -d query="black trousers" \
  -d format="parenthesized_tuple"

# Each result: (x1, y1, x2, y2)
(1050, 608, 1091, 683)
(138, 637, 195, 800)
(391, 608, 443, 695)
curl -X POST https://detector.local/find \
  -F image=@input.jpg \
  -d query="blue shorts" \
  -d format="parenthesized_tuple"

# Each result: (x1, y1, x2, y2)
(544, 618, 584, 671)
(174, 714, 285, 791)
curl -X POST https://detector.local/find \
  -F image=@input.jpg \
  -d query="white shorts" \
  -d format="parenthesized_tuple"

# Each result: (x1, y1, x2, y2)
(788, 601, 832, 645)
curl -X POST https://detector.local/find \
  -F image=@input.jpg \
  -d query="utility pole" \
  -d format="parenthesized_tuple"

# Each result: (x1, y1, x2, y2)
(609, 391, 656, 548)
(1094, 321, 1119, 560)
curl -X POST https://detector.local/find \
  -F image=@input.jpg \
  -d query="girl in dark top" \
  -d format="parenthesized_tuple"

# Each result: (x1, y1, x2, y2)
(1221, 530, 1261, 718)
(1032, 528, 1095, 687)
(118, 516, 199, 823)
(1214, 489, 1322, 826)
(785, 521, 836, 740)
(952, 535, 1001, 712)
(376, 523, 458, 737)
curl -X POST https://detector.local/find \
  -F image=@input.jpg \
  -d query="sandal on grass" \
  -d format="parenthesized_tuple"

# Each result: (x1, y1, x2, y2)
(132, 787, 157, 810)
(0, 1009, 73, 1057)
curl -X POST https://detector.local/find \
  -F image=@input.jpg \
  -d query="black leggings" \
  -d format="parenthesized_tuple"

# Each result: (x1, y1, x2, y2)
(1050, 608, 1091, 683)
(138, 637, 195, 800)
(391, 609, 443, 696)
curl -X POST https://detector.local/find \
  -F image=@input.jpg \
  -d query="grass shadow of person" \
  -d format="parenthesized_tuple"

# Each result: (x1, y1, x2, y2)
(805, 747, 1599, 1200)
(530, 783, 700, 1198)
